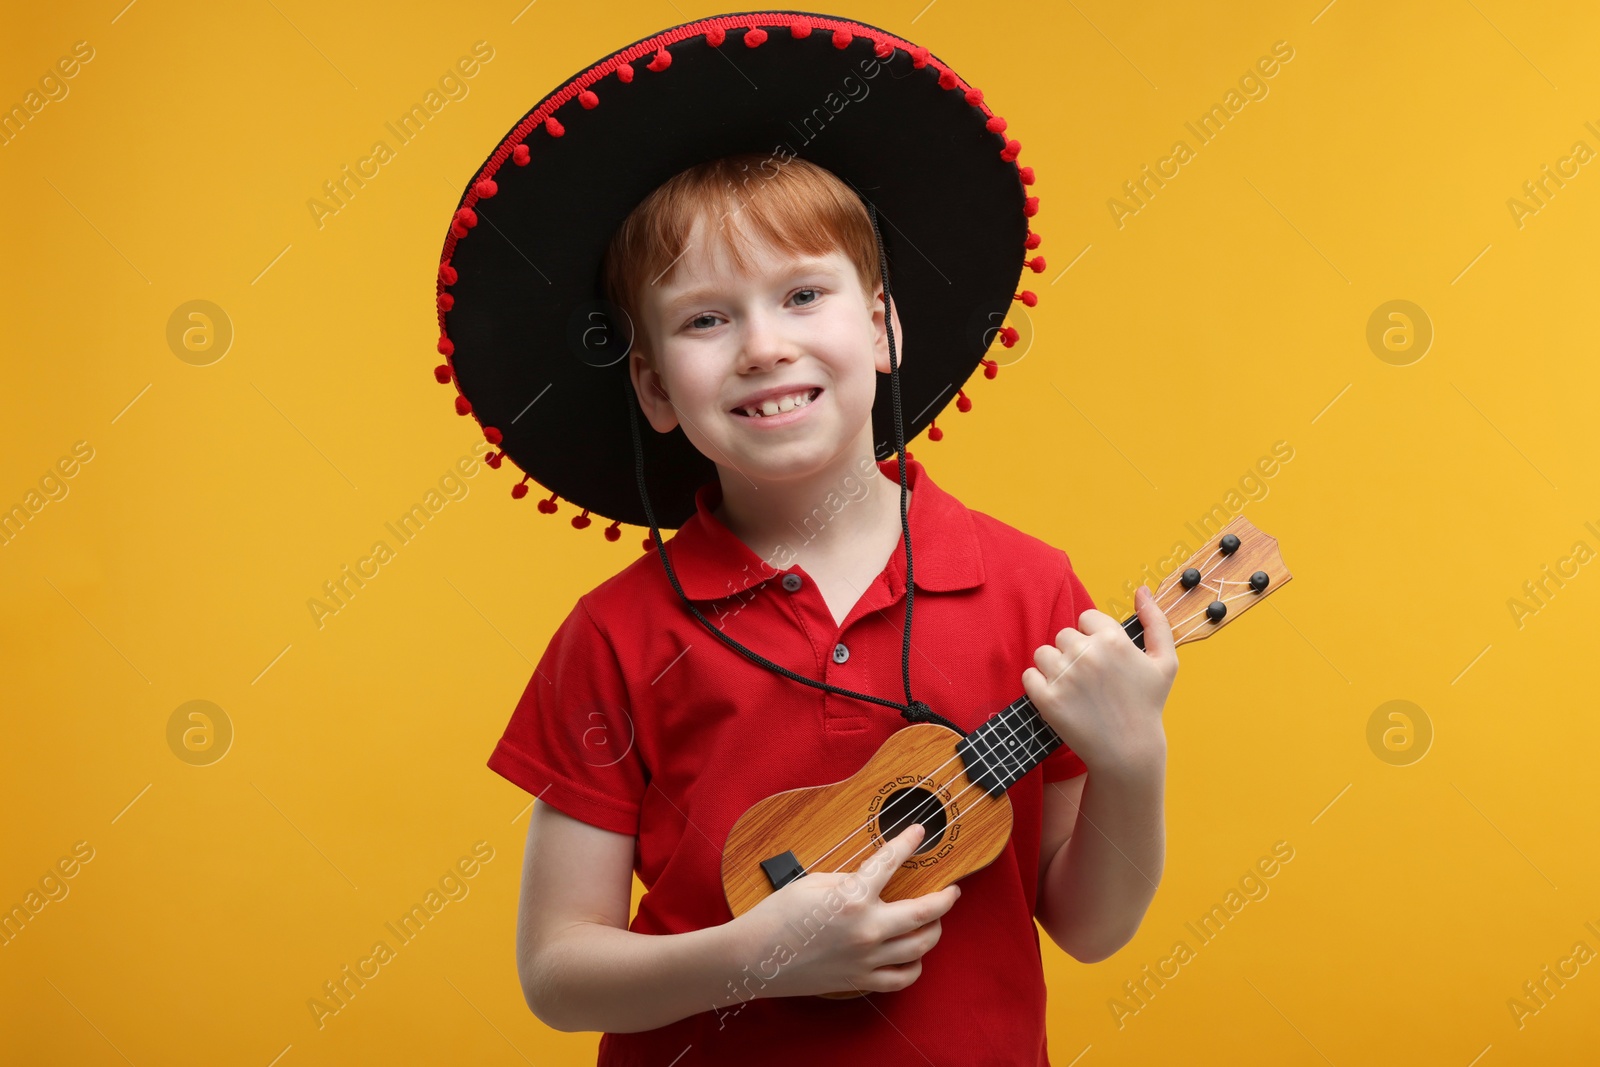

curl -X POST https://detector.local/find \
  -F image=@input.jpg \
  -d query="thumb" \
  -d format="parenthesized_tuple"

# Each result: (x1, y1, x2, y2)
(1136, 584, 1176, 658)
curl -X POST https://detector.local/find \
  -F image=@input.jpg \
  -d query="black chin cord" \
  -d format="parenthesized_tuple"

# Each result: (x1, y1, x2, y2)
(620, 202, 963, 736)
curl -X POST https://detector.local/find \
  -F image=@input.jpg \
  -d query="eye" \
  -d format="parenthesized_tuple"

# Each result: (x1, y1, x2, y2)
(686, 313, 720, 331)
(791, 287, 822, 306)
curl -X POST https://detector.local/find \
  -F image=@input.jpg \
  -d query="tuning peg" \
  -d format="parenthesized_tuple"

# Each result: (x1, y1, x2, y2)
(1181, 568, 1201, 589)
(1206, 600, 1227, 622)
(1220, 533, 1241, 555)
(1250, 571, 1269, 592)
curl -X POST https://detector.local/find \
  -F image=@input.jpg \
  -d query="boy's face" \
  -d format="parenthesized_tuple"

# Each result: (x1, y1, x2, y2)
(628, 212, 906, 484)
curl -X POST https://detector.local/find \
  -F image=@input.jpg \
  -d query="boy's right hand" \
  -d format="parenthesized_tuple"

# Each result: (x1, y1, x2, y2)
(729, 822, 961, 999)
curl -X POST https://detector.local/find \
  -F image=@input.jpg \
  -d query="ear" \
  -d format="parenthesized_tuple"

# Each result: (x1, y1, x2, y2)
(628, 343, 680, 433)
(870, 286, 908, 375)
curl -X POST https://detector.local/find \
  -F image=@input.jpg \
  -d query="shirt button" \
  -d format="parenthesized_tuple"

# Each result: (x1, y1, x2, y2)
(782, 573, 803, 592)
(832, 642, 850, 664)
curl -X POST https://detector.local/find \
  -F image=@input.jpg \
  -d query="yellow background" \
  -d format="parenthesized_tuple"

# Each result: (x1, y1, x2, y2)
(3, 1, 1597, 1063)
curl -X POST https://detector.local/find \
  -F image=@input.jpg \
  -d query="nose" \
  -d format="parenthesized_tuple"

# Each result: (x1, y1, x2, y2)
(737, 304, 798, 373)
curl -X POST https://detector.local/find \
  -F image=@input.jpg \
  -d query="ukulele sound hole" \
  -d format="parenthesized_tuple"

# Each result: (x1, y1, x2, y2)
(877, 787, 949, 855)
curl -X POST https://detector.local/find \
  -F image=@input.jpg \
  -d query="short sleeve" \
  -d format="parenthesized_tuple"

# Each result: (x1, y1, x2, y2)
(1040, 553, 1095, 782)
(486, 597, 649, 836)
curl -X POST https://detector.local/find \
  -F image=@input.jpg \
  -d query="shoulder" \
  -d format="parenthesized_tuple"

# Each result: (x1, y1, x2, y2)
(955, 493, 1081, 585)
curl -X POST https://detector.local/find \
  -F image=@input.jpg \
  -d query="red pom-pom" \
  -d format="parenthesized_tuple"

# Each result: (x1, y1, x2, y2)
(964, 88, 983, 105)
(579, 89, 599, 109)
(910, 46, 929, 68)
(938, 70, 958, 90)
(986, 116, 1007, 134)
(792, 22, 812, 38)
(1000, 139, 1022, 162)
(455, 395, 472, 416)
(744, 27, 768, 47)
(485, 451, 502, 468)
(1018, 166, 1035, 185)
(1025, 231, 1042, 249)
(647, 48, 671, 71)
(1016, 290, 1038, 307)
(484, 426, 503, 445)
(437, 335, 454, 356)
(928, 419, 943, 442)
(474, 178, 498, 199)
(512, 143, 531, 166)
(572, 508, 593, 530)
(981, 358, 999, 379)
(537, 493, 558, 514)
(1026, 255, 1046, 273)
(642, 536, 654, 552)
(617, 63, 635, 82)
(705, 26, 726, 46)
(454, 208, 477, 230)
(957, 389, 972, 413)
(439, 263, 458, 285)
(1024, 196, 1039, 217)
(433, 363, 451, 384)
(604, 520, 622, 541)
(450, 220, 468, 238)
(832, 28, 852, 49)
(511, 480, 529, 499)
(874, 38, 893, 59)
(545, 116, 565, 137)
(438, 292, 454, 311)
(999, 326, 1019, 348)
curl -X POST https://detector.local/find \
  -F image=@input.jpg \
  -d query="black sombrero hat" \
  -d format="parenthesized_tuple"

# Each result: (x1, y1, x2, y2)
(432, 10, 1046, 549)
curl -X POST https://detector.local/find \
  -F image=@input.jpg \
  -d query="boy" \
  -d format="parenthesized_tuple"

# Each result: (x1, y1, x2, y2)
(437, 13, 1177, 1065)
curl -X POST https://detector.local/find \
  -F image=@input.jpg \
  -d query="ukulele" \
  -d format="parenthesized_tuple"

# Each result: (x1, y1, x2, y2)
(720, 515, 1290, 998)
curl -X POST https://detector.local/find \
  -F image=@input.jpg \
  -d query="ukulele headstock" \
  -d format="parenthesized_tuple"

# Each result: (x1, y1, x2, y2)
(1133, 517, 1291, 649)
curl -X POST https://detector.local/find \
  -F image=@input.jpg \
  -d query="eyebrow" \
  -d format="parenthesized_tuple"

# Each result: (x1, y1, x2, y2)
(661, 259, 843, 315)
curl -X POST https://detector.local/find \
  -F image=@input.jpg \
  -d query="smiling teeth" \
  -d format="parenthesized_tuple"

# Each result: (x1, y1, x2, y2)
(740, 389, 816, 418)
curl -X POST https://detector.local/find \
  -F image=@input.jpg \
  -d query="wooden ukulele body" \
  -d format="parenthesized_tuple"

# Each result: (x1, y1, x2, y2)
(722, 722, 1011, 998)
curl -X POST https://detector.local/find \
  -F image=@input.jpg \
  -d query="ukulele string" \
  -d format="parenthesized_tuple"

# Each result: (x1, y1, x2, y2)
(802, 547, 1249, 881)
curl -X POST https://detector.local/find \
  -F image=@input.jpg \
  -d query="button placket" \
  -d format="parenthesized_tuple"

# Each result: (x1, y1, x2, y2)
(831, 642, 849, 664)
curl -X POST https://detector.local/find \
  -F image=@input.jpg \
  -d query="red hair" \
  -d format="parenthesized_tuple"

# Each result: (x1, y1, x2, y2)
(600, 153, 882, 363)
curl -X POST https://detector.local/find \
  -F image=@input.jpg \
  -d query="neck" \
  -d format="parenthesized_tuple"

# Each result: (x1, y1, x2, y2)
(712, 442, 909, 569)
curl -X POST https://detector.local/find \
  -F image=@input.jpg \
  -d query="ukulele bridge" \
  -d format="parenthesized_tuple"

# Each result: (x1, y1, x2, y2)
(759, 850, 806, 891)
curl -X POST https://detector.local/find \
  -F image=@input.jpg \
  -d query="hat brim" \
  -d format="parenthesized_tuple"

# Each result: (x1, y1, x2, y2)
(437, 11, 1037, 530)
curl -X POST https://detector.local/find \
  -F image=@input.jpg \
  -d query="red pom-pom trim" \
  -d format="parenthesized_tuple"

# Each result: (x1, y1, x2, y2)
(910, 46, 929, 68)
(938, 70, 958, 90)
(433, 363, 452, 384)
(647, 48, 671, 71)
(455, 395, 472, 416)
(474, 178, 498, 199)
(455, 207, 477, 228)
(980, 358, 999, 379)
(874, 38, 893, 59)
(438, 263, 458, 285)
(537, 492, 558, 514)
(512, 144, 531, 166)
(1026, 256, 1046, 273)
(705, 26, 726, 46)
(485, 451, 502, 468)
(579, 89, 599, 109)
(617, 63, 635, 82)
(572, 508, 593, 530)
(928, 418, 943, 442)
(512, 477, 529, 499)
(1018, 166, 1035, 186)
(999, 327, 1019, 348)
(1023, 196, 1039, 217)
(641, 536, 654, 552)
(1015, 290, 1038, 307)
(964, 88, 983, 105)
(1025, 232, 1042, 250)
(956, 388, 972, 413)
(604, 520, 622, 542)
(450, 220, 469, 238)
(792, 22, 812, 38)
(437, 335, 454, 356)
(1000, 139, 1022, 163)
(744, 28, 767, 47)
(484, 426, 503, 445)
(986, 116, 1007, 134)
(438, 292, 454, 311)
(545, 116, 565, 137)
(832, 28, 852, 49)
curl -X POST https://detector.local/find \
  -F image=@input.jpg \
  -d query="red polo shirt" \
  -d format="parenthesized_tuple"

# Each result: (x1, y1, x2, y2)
(488, 455, 1094, 1066)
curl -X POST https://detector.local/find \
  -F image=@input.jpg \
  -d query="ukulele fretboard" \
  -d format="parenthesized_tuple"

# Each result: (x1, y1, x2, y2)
(955, 696, 1064, 797)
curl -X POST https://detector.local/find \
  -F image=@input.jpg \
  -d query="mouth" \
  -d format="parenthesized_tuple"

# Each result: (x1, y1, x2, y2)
(729, 386, 823, 424)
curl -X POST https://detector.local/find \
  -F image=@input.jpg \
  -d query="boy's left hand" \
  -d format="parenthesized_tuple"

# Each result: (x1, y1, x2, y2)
(1021, 585, 1178, 778)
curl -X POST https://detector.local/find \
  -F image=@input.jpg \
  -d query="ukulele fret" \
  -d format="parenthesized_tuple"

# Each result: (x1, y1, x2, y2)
(956, 697, 1064, 798)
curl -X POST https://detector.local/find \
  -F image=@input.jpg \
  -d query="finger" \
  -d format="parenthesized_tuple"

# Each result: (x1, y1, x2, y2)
(878, 882, 960, 938)
(1075, 609, 1120, 637)
(869, 917, 942, 967)
(854, 821, 923, 896)
(1135, 584, 1177, 659)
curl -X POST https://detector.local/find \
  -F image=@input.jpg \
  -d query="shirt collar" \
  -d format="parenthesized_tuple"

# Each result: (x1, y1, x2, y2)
(662, 455, 985, 602)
